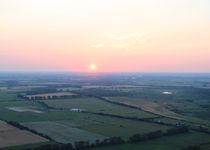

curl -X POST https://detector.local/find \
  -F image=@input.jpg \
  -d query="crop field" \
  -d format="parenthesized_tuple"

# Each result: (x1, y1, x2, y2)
(0, 121, 48, 148)
(0, 100, 78, 122)
(22, 117, 169, 141)
(106, 96, 210, 126)
(0, 73, 210, 150)
(22, 121, 107, 144)
(90, 131, 210, 150)
(41, 97, 157, 118)
(105, 96, 183, 119)
(0, 92, 21, 102)
(76, 115, 169, 139)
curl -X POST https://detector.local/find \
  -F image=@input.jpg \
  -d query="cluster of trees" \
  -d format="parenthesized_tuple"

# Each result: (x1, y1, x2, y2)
(182, 145, 200, 150)
(129, 127, 188, 143)
(74, 137, 125, 149)
(92, 137, 124, 147)
(25, 87, 58, 95)
(129, 130, 163, 143)
(23, 95, 78, 100)
(74, 88, 131, 97)
(22, 137, 125, 150)
(37, 101, 55, 109)
(18, 93, 79, 101)
(164, 126, 189, 136)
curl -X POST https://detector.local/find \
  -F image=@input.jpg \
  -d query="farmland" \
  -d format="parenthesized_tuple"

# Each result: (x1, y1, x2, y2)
(104, 96, 183, 119)
(0, 121, 48, 148)
(90, 131, 210, 150)
(0, 73, 210, 150)
(41, 97, 157, 119)
(22, 121, 106, 144)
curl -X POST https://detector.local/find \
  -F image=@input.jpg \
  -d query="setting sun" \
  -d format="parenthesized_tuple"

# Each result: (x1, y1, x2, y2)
(89, 64, 97, 71)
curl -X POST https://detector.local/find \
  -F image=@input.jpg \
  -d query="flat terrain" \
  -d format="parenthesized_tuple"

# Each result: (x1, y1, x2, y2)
(90, 131, 210, 150)
(0, 73, 210, 149)
(22, 121, 106, 144)
(0, 120, 48, 148)
(105, 96, 182, 119)
(42, 97, 156, 119)
(21, 114, 169, 140)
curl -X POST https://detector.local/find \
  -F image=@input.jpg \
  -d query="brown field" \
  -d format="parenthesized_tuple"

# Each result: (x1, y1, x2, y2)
(0, 120, 48, 148)
(105, 97, 182, 120)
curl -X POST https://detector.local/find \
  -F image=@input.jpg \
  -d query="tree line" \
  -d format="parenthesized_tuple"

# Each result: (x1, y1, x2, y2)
(20, 126, 189, 150)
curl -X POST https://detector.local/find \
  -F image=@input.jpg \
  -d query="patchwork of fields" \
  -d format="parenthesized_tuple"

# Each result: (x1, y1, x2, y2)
(22, 121, 107, 144)
(0, 121, 48, 148)
(41, 97, 157, 119)
(105, 96, 182, 119)
(1, 73, 210, 150)
(90, 131, 210, 150)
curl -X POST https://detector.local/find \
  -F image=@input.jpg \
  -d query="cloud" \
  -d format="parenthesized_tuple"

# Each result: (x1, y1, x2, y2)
(111, 36, 129, 40)
(90, 33, 149, 50)
(111, 43, 130, 49)
(90, 44, 104, 48)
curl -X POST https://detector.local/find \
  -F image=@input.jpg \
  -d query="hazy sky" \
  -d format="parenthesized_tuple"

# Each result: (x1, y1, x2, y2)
(0, 0, 210, 72)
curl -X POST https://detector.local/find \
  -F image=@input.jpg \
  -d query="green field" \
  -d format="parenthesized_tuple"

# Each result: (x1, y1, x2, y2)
(22, 121, 106, 144)
(77, 115, 169, 139)
(89, 131, 210, 150)
(107, 96, 210, 127)
(2, 142, 53, 150)
(21, 114, 169, 140)
(42, 97, 156, 119)
(0, 92, 21, 101)
(1, 73, 210, 150)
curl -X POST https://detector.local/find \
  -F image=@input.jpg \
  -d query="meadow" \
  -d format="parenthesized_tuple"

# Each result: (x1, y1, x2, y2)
(41, 97, 157, 119)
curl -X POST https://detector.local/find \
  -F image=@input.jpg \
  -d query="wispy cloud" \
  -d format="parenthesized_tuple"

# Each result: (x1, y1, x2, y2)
(90, 33, 149, 50)
(90, 44, 104, 48)
(111, 36, 129, 40)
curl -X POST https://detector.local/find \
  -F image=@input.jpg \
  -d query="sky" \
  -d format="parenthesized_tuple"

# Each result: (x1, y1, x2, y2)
(0, 0, 210, 72)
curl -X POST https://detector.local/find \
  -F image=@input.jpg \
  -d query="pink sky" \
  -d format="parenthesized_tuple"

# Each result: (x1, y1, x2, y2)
(0, 0, 210, 72)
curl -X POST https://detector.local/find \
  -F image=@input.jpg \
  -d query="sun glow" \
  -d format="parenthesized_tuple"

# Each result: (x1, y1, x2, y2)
(89, 64, 97, 71)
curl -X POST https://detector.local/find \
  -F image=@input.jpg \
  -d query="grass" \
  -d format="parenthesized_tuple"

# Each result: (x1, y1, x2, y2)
(89, 131, 210, 150)
(0, 100, 169, 140)
(21, 116, 169, 142)
(42, 97, 156, 119)
(0, 92, 21, 101)
(2, 141, 53, 150)
(0, 100, 86, 122)
(77, 115, 169, 139)
(22, 121, 107, 144)
(108, 96, 210, 127)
